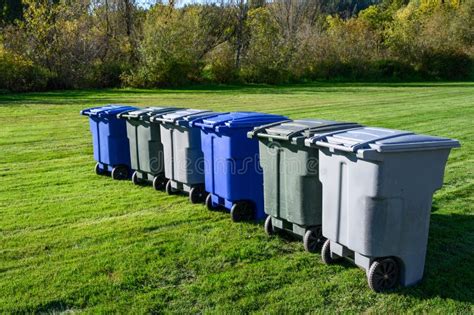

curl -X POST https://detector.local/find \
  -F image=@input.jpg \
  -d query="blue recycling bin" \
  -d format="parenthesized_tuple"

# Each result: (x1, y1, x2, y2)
(193, 112, 288, 222)
(80, 105, 138, 180)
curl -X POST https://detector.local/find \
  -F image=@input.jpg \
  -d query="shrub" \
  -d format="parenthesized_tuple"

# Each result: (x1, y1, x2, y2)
(203, 42, 239, 84)
(0, 48, 51, 92)
(128, 5, 206, 87)
(418, 51, 473, 80)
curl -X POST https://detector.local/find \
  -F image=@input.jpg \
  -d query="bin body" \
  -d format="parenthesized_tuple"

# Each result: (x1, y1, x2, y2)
(156, 109, 219, 192)
(81, 105, 137, 172)
(119, 107, 179, 182)
(308, 127, 460, 286)
(195, 112, 288, 220)
(250, 120, 360, 235)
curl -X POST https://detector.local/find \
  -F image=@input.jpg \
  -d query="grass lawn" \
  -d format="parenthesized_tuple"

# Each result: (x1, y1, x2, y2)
(0, 82, 473, 313)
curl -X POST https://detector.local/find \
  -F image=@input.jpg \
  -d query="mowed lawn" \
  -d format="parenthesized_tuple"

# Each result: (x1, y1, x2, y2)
(0, 82, 473, 313)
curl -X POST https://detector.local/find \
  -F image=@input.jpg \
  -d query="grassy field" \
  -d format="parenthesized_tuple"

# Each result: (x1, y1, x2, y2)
(0, 82, 473, 313)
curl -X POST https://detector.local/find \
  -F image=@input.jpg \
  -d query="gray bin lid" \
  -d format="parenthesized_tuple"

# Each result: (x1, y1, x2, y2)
(248, 119, 361, 144)
(117, 107, 180, 121)
(153, 109, 220, 127)
(307, 127, 460, 153)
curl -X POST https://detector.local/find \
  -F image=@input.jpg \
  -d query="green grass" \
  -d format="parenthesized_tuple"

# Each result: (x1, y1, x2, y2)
(0, 82, 473, 313)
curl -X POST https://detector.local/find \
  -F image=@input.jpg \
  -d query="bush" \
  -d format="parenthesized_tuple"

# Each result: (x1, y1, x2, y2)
(203, 42, 239, 84)
(0, 48, 51, 92)
(418, 51, 473, 80)
(240, 7, 290, 84)
(369, 60, 420, 81)
(88, 61, 127, 88)
(128, 5, 206, 87)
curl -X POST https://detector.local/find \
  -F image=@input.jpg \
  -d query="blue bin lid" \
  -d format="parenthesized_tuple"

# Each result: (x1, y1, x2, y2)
(306, 127, 460, 153)
(248, 119, 361, 142)
(195, 112, 288, 131)
(117, 107, 180, 121)
(153, 109, 222, 127)
(80, 105, 137, 118)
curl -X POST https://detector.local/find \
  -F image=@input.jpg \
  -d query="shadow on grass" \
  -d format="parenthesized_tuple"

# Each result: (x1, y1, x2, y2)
(394, 213, 474, 303)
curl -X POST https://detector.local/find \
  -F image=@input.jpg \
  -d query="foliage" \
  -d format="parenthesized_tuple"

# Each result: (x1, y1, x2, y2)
(203, 42, 239, 83)
(0, 45, 51, 91)
(0, 0, 473, 91)
(129, 5, 203, 87)
(240, 7, 290, 84)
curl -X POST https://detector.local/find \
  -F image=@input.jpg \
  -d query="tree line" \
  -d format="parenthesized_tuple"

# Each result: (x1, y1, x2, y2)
(0, 0, 472, 92)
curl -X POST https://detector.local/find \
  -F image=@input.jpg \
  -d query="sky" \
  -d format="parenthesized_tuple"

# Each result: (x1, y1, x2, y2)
(136, 0, 206, 8)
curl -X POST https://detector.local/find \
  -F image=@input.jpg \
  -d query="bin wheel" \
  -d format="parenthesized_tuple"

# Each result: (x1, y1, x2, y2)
(303, 226, 324, 253)
(230, 201, 254, 222)
(131, 171, 141, 185)
(189, 186, 206, 204)
(95, 163, 104, 175)
(368, 258, 400, 293)
(321, 239, 340, 265)
(264, 216, 274, 236)
(153, 175, 167, 191)
(206, 194, 217, 211)
(165, 180, 175, 195)
(111, 165, 128, 180)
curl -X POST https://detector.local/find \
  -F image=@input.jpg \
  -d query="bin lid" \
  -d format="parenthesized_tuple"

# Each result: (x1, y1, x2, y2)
(196, 112, 288, 130)
(308, 127, 460, 153)
(80, 105, 137, 118)
(117, 107, 179, 121)
(154, 109, 218, 126)
(248, 119, 361, 142)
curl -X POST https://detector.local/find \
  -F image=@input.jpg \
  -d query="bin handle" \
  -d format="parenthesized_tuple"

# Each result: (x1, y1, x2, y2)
(247, 119, 293, 139)
(312, 131, 414, 152)
(80, 106, 104, 116)
(313, 141, 356, 152)
(349, 132, 414, 151)
(116, 110, 137, 119)
(152, 110, 213, 124)
(305, 127, 362, 146)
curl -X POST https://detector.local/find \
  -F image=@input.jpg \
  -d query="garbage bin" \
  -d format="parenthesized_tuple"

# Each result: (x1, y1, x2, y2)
(152, 109, 222, 203)
(117, 107, 181, 189)
(305, 127, 460, 292)
(248, 119, 361, 252)
(80, 105, 138, 180)
(194, 112, 288, 222)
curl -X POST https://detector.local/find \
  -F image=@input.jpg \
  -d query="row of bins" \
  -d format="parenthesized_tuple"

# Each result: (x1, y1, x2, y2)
(81, 105, 460, 292)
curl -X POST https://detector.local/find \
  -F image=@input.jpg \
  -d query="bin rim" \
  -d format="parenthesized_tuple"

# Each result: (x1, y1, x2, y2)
(80, 105, 137, 118)
(117, 107, 180, 121)
(305, 126, 461, 153)
(194, 112, 288, 131)
(151, 109, 214, 125)
(248, 119, 361, 142)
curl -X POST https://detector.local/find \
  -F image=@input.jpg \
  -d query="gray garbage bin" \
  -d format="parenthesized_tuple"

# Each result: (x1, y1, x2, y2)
(117, 107, 181, 189)
(305, 127, 460, 292)
(248, 119, 361, 253)
(152, 109, 222, 203)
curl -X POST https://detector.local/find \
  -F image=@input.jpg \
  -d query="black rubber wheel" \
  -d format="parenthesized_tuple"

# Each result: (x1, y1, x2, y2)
(368, 258, 400, 293)
(206, 194, 217, 211)
(303, 226, 324, 253)
(152, 175, 167, 191)
(165, 180, 175, 195)
(264, 216, 274, 236)
(131, 171, 141, 185)
(111, 165, 128, 180)
(189, 186, 206, 204)
(95, 163, 104, 175)
(321, 239, 339, 264)
(230, 201, 254, 222)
